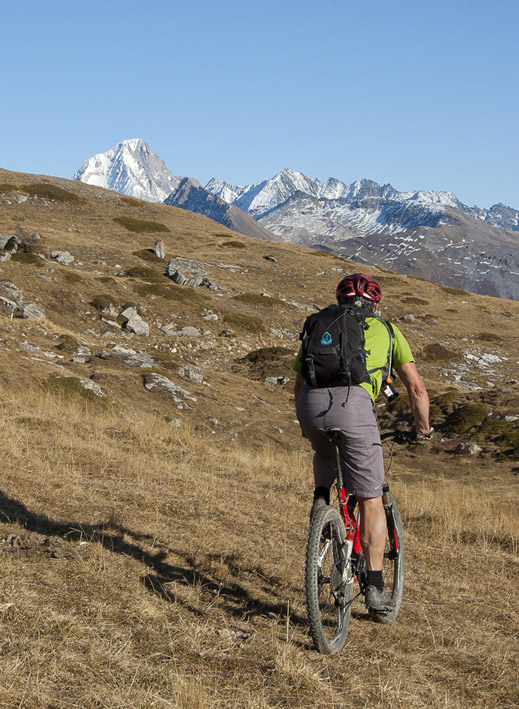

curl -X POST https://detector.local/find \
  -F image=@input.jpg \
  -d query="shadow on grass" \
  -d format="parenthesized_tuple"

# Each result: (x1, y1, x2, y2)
(0, 489, 308, 635)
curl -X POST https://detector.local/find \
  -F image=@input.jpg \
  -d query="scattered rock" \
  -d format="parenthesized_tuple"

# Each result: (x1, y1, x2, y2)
(50, 250, 74, 266)
(0, 235, 17, 249)
(119, 306, 137, 320)
(17, 303, 46, 319)
(166, 258, 207, 287)
(455, 443, 483, 456)
(270, 328, 297, 340)
(0, 252, 11, 263)
(264, 255, 278, 263)
(0, 296, 17, 311)
(142, 373, 196, 403)
(178, 326, 201, 337)
(154, 239, 166, 259)
(401, 314, 416, 322)
(177, 364, 204, 383)
(124, 313, 149, 336)
(0, 533, 87, 559)
(79, 379, 104, 397)
(203, 310, 219, 321)
(161, 323, 177, 336)
(264, 376, 290, 386)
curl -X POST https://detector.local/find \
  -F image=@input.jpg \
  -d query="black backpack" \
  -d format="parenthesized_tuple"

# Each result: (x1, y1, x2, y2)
(299, 304, 393, 389)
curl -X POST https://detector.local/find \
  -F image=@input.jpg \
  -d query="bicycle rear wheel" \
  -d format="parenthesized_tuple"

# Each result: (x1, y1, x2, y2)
(305, 505, 351, 653)
(375, 489, 405, 623)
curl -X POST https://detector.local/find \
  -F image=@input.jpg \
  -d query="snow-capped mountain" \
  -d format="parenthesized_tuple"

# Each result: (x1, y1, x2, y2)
(74, 142, 519, 298)
(205, 169, 519, 299)
(205, 169, 519, 236)
(73, 139, 180, 202)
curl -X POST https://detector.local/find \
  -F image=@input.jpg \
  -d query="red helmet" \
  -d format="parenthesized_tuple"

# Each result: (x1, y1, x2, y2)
(336, 273, 382, 303)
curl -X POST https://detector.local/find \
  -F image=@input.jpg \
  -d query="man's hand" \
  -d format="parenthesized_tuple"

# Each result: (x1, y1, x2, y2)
(409, 426, 435, 443)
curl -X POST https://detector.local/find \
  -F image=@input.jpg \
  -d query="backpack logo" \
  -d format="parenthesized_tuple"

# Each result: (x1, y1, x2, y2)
(321, 331, 332, 345)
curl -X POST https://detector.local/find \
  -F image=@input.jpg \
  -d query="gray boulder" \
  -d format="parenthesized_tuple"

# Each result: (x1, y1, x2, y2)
(17, 303, 46, 319)
(166, 258, 207, 287)
(125, 314, 149, 336)
(80, 379, 104, 397)
(142, 373, 196, 403)
(177, 326, 201, 337)
(50, 250, 74, 266)
(177, 365, 204, 383)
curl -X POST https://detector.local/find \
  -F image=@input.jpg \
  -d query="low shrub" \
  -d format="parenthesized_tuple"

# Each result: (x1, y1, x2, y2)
(441, 286, 470, 296)
(96, 276, 117, 285)
(10, 252, 41, 265)
(56, 335, 80, 352)
(446, 403, 492, 434)
(92, 294, 117, 312)
(480, 418, 518, 441)
(133, 249, 163, 263)
(433, 391, 461, 410)
(401, 296, 429, 305)
(133, 282, 207, 305)
(232, 293, 285, 308)
(22, 183, 83, 202)
(244, 346, 294, 363)
(43, 376, 101, 403)
(0, 183, 17, 193)
(125, 266, 168, 283)
(420, 343, 458, 362)
(120, 196, 142, 206)
(220, 241, 246, 249)
(223, 312, 265, 332)
(63, 271, 83, 284)
(445, 308, 458, 313)
(152, 352, 180, 370)
(113, 217, 169, 233)
(477, 332, 503, 342)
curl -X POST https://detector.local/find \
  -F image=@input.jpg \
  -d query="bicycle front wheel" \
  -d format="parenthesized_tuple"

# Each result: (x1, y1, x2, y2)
(305, 505, 351, 653)
(376, 489, 406, 624)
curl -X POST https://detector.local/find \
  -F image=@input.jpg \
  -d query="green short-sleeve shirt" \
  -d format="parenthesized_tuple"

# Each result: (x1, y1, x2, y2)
(294, 315, 414, 403)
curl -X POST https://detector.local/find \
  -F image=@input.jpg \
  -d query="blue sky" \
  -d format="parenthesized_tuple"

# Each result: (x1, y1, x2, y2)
(1, 0, 518, 209)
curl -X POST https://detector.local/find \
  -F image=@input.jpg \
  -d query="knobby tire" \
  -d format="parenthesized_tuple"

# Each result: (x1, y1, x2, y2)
(374, 490, 406, 623)
(305, 505, 351, 654)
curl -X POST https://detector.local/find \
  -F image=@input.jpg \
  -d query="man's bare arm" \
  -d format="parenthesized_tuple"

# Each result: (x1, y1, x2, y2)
(395, 361, 431, 436)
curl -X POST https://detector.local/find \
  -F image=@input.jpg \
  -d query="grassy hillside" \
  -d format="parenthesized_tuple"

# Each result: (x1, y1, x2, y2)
(0, 168, 517, 707)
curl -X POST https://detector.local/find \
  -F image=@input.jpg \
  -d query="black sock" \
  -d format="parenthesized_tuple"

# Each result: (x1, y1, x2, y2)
(367, 570, 383, 591)
(313, 486, 330, 505)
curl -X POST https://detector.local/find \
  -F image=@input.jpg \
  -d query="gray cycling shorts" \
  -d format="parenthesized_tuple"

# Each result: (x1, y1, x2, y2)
(296, 384, 384, 499)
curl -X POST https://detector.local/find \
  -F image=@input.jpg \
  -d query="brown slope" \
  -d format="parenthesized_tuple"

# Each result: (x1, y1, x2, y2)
(0, 167, 517, 707)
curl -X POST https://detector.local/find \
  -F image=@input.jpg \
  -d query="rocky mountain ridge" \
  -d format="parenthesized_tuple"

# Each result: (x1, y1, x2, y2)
(73, 141, 519, 299)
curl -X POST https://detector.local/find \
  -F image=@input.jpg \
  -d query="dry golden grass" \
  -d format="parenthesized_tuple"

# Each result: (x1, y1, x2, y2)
(0, 383, 517, 708)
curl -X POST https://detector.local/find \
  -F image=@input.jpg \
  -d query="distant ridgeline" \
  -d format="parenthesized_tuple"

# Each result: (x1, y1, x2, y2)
(74, 140, 519, 300)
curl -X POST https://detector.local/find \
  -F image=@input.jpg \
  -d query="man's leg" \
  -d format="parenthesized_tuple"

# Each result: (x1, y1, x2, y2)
(357, 496, 386, 570)
(357, 495, 395, 611)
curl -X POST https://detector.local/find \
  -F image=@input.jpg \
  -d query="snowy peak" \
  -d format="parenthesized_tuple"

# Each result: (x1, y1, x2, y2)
(73, 139, 180, 203)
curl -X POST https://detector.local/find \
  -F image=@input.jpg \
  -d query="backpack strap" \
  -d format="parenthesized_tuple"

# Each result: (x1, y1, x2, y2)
(365, 314, 395, 378)
(299, 318, 318, 388)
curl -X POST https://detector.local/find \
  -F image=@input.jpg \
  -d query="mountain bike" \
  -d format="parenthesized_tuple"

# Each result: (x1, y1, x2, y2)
(305, 428, 406, 654)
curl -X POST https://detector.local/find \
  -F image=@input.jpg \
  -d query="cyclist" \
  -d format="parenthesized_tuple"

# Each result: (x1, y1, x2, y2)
(294, 273, 432, 613)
